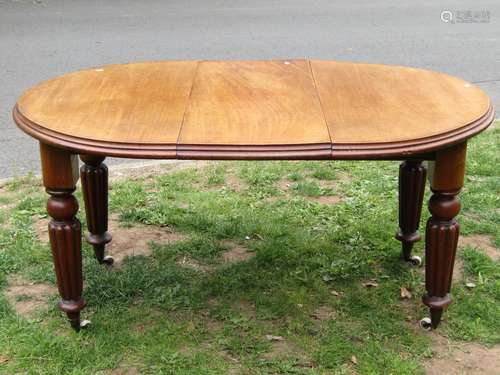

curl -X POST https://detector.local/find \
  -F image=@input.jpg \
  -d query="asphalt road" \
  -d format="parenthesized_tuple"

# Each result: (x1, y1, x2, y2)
(1, 0, 499, 179)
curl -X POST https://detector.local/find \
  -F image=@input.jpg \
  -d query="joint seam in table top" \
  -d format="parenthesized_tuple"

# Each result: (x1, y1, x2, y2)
(176, 61, 201, 146)
(307, 59, 334, 146)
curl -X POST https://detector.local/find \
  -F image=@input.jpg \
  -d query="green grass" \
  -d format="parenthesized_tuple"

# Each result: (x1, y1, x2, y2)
(0, 124, 498, 374)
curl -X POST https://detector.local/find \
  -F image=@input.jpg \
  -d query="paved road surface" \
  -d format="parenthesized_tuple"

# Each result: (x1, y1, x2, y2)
(1, 0, 498, 178)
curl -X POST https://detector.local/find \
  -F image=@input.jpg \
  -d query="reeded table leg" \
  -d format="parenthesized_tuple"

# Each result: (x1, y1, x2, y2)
(421, 142, 467, 330)
(80, 155, 113, 265)
(40, 143, 86, 331)
(396, 160, 426, 264)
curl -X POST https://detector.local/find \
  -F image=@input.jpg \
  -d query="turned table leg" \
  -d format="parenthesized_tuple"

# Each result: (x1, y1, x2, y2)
(80, 155, 113, 265)
(421, 142, 467, 329)
(396, 160, 426, 264)
(40, 143, 86, 331)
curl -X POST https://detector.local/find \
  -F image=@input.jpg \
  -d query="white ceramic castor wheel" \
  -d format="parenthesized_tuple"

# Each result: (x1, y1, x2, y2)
(80, 320, 91, 329)
(409, 255, 422, 266)
(419, 317, 432, 331)
(102, 255, 114, 266)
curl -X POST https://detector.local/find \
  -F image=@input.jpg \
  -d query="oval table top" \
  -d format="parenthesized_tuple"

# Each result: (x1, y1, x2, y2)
(13, 60, 494, 159)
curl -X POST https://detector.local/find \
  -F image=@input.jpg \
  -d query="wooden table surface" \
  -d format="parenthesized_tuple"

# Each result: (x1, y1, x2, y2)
(14, 60, 493, 159)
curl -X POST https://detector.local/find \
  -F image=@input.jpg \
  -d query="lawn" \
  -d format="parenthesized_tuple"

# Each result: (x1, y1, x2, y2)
(0, 124, 498, 374)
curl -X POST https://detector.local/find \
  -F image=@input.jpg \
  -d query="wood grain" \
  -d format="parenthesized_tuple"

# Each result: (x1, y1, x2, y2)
(178, 60, 330, 145)
(310, 60, 491, 144)
(428, 142, 467, 192)
(18, 61, 198, 144)
(14, 60, 494, 159)
(40, 142, 79, 189)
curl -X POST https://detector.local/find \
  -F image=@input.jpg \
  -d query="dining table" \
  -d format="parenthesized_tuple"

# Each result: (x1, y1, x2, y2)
(12, 59, 494, 331)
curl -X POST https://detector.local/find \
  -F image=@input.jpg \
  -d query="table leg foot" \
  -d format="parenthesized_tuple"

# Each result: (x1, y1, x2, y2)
(65, 312, 91, 331)
(41, 144, 87, 331)
(67, 312, 82, 332)
(430, 308, 443, 328)
(422, 193, 459, 329)
(396, 160, 426, 263)
(47, 190, 87, 331)
(421, 143, 466, 329)
(419, 308, 445, 331)
(80, 155, 113, 265)
(85, 239, 114, 265)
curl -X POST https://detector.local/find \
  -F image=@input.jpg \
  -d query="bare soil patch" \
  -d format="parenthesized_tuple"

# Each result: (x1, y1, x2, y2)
(452, 258, 464, 283)
(205, 175, 247, 193)
(261, 338, 313, 368)
(5, 277, 57, 318)
(425, 334, 500, 375)
(316, 180, 339, 189)
(225, 175, 247, 192)
(175, 241, 254, 273)
(218, 349, 241, 365)
(463, 212, 483, 222)
(0, 201, 15, 212)
(202, 315, 224, 333)
(459, 234, 499, 261)
(177, 202, 190, 209)
(33, 217, 49, 243)
(336, 171, 353, 183)
(221, 241, 255, 263)
(108, 160, 207, 183)
(232, 299, 256, 320)
(106, 366, 141, 375)
(106, 214, 186, 265)
(277, 180, 293, 191)
(176, 256, 212, 273)
(311, 305, 336, 322)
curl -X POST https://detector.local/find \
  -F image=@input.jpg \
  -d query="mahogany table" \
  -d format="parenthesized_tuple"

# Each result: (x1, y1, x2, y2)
(12, 60, 494, 331)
